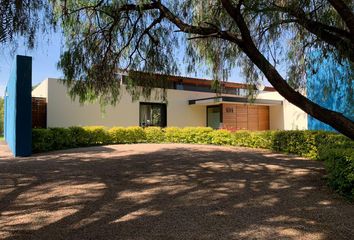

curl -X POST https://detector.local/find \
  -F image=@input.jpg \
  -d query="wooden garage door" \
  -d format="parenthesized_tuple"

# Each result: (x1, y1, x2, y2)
(222, 104, 269, 131)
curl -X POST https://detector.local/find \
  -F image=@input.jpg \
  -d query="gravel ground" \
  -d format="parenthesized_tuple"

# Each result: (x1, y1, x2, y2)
(0, 143, 353, 240)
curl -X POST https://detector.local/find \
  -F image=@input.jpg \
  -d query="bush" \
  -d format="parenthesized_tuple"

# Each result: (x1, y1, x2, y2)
(68, 126, 90, 147)
(109, 126, 146, 144)
(83, 126, 110, 145)
(319, 147, 354, 200)
(32, 129, 54, 153)
(233, 131, 275, 149)
(144, 127, 165, 143)
(50, 128, 71, 150)
(210, 129, 233, 145)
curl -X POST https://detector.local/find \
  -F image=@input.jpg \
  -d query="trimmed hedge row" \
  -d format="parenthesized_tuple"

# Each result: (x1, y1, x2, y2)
(32, 127, 353, 200)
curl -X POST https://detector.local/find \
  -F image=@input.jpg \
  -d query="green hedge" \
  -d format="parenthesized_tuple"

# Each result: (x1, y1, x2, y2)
(319, 147, 354, 200)
(32, 127, 353, 200)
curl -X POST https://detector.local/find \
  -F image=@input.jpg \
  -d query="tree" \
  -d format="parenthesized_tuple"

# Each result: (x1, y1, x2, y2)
(39, 1, 354, 138)
(0, 0, 52, 50)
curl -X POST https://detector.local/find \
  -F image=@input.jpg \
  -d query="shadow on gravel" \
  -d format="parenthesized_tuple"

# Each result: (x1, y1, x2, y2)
(0, 144, 353, 240)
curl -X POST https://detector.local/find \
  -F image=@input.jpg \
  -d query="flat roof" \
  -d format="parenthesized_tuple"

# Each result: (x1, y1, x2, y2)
(121, 70, 276, 92)
(188, 96, 282, 106)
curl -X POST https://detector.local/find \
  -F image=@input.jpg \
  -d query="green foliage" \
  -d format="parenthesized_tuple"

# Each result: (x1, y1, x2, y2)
(83, 126, 110, 145)
(233, 131, 275, 149)
(319, 147, 354, 201)
(32, 129, 54, 152)
(53, 0, 354, 108)
(0, 0, 52, 48)
(210, 129, 233, 145)
(164, 127, 213, 144)
(109, 126, 146, 144)
(49, 128, 71, 150)
(144, 127, 165, 143)
(68, 126, 90, 147)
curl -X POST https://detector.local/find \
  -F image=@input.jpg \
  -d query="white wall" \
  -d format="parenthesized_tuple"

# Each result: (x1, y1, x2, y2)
(258, 91, 308, 130)
(32, 79, 48, 99)
(32, 78, 308, 130)
(43, 79, 218, 128)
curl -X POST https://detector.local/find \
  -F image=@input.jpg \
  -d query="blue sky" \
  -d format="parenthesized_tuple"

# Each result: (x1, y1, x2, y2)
(0, 31, 64, 97)
(0, 31, 269, 97)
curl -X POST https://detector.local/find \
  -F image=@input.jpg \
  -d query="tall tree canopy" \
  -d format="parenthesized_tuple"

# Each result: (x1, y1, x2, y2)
(0, 0, 52, 49)
(1, 0, 353, 138)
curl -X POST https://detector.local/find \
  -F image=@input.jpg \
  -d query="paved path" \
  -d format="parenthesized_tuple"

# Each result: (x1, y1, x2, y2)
(0, 140, 12, 159)
(0, 144, 353, 240)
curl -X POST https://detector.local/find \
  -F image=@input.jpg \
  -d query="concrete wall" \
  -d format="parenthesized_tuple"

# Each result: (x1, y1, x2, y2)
(258, 91, 308, 130)
(38, 79, 213, 128)
(4, 55, 32, 157)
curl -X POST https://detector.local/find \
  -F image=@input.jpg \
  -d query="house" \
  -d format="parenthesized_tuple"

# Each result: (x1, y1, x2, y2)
(31, 71, 308, 130)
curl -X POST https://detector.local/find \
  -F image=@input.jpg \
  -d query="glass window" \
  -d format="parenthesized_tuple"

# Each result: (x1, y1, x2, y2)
(139, 103, 167, 127)
(207, 105, 221, 129)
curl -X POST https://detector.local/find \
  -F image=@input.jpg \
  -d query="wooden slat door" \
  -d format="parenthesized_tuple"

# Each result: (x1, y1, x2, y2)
(221, 104, 270, 131)
(222, 104, 237, 130)
(32, 97, 47, 128)
(236, 105, 248, 130)
(258, 106, 270, 130)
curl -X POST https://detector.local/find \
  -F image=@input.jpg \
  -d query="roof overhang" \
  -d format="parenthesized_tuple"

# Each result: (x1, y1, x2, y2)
(188, 96, 282, 106)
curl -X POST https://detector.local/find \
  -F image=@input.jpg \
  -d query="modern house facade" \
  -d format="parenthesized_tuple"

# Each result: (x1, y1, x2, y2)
(31, 72, 308, 131)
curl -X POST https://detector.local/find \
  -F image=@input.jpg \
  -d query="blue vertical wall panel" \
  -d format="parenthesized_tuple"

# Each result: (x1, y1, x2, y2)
(307, 54, 354, 131)
(4, 55, 32, 157)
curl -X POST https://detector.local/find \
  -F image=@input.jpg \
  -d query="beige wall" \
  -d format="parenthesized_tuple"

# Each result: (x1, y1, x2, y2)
(258, 91, 308, 130)
(32, 79, 48, 99)
(32, 78, 308, 130)
(41, 79, 218, 128)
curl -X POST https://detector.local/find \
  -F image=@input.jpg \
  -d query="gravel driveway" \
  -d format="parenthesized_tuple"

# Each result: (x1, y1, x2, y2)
(0, 144, 353, 240)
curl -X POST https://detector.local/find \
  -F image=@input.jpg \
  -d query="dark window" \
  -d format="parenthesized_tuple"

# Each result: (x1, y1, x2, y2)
(139, 103, 167, 127)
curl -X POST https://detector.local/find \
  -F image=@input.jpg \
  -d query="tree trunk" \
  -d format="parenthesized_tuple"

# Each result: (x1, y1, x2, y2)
(239, 41, 354, 139)
(220, 0, 354, 139)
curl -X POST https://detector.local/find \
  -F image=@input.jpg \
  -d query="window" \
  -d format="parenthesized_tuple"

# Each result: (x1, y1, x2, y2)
(207, 105, 221, 129)
(139, 103, 167, 127)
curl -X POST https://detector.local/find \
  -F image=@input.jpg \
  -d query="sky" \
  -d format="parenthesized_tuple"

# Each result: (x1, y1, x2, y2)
(0, 31, 269, 97)
(0, 31, 64, 97)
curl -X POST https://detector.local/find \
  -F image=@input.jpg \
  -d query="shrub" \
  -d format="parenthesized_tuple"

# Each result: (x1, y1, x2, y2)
(68, 126, 90, 147)
(319, 147, 354, 200)
(109, 127, 128, 144)
(233, 131, 275, 149)
(125, 126, 146, 143)
(164, 127, 184, 143)
(144, 127, 165, 143)
(109, 126, 146, 144)
(183, 127, 213, 144)
(83, 126, 110, 145)
(164, 127, 214, 144)
(210, 129, 233, 145)
(50, 128, 71, 150)
(32, 129, 54, 153)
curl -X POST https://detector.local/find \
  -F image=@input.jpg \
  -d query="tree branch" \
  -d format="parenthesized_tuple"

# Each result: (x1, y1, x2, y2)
(328, 0, 354, 38)
(220, 0, 354, 138)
